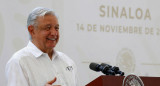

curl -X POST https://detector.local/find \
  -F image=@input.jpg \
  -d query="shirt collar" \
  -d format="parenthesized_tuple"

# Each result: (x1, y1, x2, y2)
(52, 50, 58, 60)
(27, 41, 58, 59)
(27, 41, 43, 58)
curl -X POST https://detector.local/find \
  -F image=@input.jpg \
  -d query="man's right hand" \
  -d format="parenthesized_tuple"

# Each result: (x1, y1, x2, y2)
(45, 77, 61, 86)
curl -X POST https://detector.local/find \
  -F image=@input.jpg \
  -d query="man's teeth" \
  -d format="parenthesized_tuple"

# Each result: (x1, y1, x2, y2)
(47, 38, 56, 41)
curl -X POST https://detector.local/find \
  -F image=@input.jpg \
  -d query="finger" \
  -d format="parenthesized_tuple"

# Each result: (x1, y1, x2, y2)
(47, 77, 57, 85)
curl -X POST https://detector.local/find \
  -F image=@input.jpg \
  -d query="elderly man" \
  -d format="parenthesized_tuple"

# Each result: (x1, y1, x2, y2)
(5, 7, 77, 86)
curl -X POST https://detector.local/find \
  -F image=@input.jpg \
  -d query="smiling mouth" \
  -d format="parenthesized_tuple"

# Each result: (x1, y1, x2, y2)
(47, 38, 56, 41)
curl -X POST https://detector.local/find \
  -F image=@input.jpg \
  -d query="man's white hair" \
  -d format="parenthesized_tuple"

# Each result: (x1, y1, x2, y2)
(27, 7, 57, 28)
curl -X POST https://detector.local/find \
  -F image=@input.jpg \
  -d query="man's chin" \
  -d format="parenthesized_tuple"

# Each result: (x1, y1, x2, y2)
(47, 45, 56, 49)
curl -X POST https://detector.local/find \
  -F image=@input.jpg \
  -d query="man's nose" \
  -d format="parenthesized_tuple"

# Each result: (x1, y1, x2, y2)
(50, 28, 58, 36)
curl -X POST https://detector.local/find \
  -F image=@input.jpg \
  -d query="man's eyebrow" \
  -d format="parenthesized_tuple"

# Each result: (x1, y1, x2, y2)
(43, 24, 59, 27)
(55, 24, 59, 26)
(44, 24, 51, 27)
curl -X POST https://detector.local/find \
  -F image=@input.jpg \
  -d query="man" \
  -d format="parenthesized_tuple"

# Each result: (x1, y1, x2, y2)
(5, 7, 77, 86)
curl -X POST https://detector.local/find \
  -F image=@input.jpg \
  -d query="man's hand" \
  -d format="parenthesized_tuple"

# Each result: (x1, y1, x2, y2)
(45, 77, 61, 86)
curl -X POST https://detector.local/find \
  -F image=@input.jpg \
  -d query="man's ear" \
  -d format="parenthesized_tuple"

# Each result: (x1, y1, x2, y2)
(28, 25, 35, 36)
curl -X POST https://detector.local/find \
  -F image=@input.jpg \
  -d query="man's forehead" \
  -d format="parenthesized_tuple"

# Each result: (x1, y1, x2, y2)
(37, 15, 58, 23)
(37, 14, 57, 20)
(44, 24, 59, 27)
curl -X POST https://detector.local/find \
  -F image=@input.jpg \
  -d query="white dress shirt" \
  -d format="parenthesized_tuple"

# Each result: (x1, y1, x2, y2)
(5, 41, 77, 86)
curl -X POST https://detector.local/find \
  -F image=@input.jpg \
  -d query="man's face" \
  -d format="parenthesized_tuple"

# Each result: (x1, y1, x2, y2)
(30, 14, 59, 52)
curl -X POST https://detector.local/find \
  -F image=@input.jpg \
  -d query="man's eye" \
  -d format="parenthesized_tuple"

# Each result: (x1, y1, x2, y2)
(45, 26, 51, 30)
(55, 26, 59, 30)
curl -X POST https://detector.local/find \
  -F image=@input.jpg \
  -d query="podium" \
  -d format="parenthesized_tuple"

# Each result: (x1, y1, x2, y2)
(86, 75, 160, 86)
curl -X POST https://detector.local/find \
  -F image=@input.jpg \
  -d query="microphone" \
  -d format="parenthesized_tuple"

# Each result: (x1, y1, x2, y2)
(101, 63, 124, 76)
(111, 66, 124, 76)
(89, 62, 124, 76)
(89, 62, 102, 72)
(89, 62, 115, 75)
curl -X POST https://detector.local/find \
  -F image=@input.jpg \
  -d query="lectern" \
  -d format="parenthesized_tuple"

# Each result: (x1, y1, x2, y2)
(86, 75, 160, 86)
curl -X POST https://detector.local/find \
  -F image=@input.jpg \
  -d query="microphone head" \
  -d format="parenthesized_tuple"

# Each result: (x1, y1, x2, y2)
(89, 62, 101, 72)
(101, 63, 112, 68)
